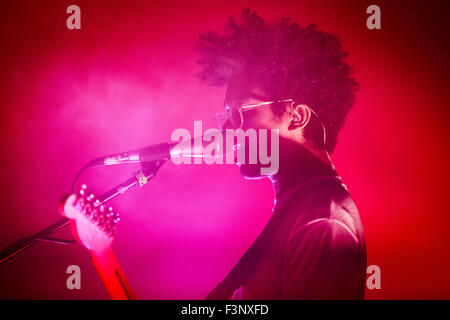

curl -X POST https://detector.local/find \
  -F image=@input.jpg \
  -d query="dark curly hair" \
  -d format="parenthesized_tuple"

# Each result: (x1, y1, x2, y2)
(196, 9, 359, 153)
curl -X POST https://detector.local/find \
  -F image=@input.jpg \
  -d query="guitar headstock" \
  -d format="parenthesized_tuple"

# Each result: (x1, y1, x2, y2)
(60, 185, 120, 253)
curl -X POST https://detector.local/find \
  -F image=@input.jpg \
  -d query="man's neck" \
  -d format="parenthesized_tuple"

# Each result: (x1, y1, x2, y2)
(269, 148, 337, 200)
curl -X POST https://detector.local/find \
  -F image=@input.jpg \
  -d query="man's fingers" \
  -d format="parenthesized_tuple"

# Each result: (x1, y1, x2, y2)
(58, 193, 77, 218)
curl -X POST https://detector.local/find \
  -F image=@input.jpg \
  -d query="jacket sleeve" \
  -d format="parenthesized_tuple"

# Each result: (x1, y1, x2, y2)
(280, 218, 364, 299)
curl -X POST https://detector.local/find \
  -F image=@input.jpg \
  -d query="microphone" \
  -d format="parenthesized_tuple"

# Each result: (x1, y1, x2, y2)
(87, 137, 232, 168)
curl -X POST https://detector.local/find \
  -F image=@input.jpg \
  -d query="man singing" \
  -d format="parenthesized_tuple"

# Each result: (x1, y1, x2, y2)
(199, 10, 366, 300)
(60, 9, 366, 301)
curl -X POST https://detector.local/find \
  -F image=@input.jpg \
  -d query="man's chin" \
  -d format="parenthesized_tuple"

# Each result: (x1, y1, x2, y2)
(238, 163, 266, 180)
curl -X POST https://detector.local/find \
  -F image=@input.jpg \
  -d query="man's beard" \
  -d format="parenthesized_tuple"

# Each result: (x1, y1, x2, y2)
(238, 163, 268, 179)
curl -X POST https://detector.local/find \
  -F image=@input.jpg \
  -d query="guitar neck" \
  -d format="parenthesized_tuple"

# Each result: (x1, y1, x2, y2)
(90, 246, 136, 300)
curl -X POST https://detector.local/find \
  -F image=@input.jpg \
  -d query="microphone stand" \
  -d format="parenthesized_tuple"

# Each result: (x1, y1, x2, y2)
(0, 159, 166, 265)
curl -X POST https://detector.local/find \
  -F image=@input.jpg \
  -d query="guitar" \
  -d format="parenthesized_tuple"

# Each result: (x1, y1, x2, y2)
(59, 185, 136, 300)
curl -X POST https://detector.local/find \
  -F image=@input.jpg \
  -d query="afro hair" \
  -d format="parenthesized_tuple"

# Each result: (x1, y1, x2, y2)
(197, 9, 359, 153)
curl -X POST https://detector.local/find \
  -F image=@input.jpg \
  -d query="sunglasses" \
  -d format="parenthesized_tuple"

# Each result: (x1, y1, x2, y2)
(214, 99, 295, 130)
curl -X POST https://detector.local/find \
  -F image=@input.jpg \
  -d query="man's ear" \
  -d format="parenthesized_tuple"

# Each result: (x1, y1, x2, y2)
(288, 104, 311, 131)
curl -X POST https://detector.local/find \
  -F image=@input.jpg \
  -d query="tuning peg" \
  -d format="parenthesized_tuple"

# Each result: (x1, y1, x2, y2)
(91, 207, 99, 221)
(74, 185, 120, 238)
(104, 221, 112, 234)
(110, 225, 117, 237)
(75, 197, 86, 212)
(85, 203, 94, 218)
(79, 184, 88, 196)
(110, 211, 120, 224)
